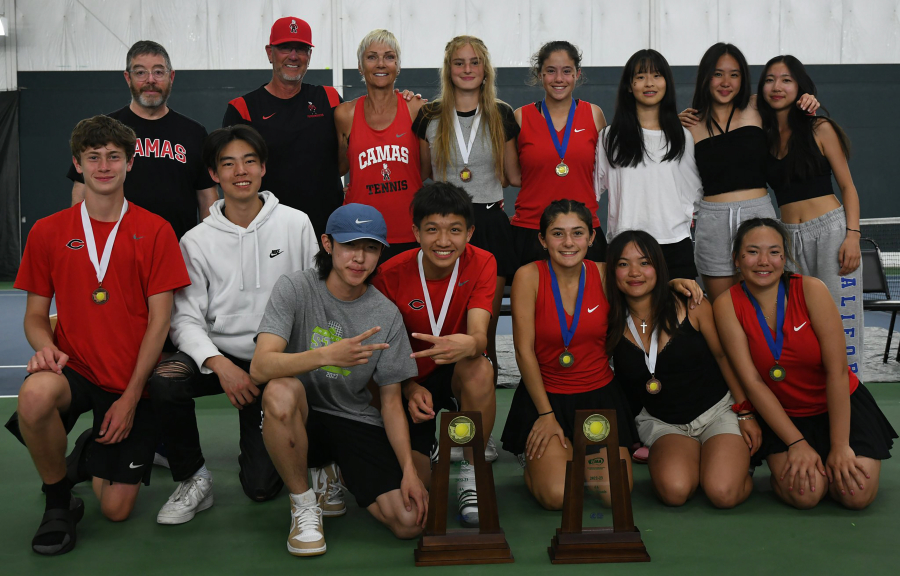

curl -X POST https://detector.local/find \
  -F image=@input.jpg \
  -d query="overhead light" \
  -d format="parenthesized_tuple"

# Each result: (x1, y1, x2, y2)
(0, 17, 7, 37)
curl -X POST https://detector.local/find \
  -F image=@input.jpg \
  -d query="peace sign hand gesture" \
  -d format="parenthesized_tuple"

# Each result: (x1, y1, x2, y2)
(318, 326, 390, 368)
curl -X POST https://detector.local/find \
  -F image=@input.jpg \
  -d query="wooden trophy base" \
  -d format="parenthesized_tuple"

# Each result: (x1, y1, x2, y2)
(548, 526, 650, 564)
(415, 530, 514, 566)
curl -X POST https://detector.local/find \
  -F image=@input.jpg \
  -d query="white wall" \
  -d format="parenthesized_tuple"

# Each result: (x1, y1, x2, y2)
(0, 0, 16, 90)
(5, 0, 900, 83)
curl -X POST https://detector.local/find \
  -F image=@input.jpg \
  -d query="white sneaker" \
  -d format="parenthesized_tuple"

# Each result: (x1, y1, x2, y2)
(450, 434, 499, 463)
(157, 475, 214, 525)
(288, 491, 326, 556)
(309, 463, 346, 517)
(456, 461, 479, 527)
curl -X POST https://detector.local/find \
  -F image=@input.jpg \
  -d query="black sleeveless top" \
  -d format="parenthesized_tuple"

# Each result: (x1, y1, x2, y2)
(694, 108, 767, 197)
(612, 316, 729, 424)
(695, 126, 768, 196)
(765, 145, 834, 207)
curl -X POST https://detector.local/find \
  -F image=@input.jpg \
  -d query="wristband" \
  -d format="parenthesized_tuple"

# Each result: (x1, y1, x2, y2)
(788, 437, 806, 448)
(731, 400, 754, 414)
(538, 410, 554, 417)
(737, 414, 755, 421)
(846, 227, 861, 234)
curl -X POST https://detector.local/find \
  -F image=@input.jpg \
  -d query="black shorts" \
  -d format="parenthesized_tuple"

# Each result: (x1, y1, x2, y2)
(470, 202, 517, 279)
(510, 224, 607, 276)
(305, 410, 403, 508)
(405, 363, 459, 456)
(659, 237, 698, 280)
(751, 383, 897, 467)
(7, 367, 157, 485)
(500, 377, 636, 456)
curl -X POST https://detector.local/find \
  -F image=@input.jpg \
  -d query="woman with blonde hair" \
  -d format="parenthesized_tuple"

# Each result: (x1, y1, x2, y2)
(336, 29, 428, 260)
(414, 35, 520, 384)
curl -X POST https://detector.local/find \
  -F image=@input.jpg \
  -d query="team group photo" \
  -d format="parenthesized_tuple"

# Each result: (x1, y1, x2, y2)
(0, 1, 898, 574)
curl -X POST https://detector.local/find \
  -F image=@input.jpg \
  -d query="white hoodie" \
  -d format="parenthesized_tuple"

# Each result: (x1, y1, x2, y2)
(171, 191, 317, 372)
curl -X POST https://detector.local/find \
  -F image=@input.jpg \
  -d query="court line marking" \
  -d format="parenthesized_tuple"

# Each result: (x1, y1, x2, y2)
(0, 395, 18, 399)
(1, 366, 27, 369)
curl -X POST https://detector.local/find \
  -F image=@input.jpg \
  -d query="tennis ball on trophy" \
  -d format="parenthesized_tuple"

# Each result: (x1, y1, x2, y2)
(455, 423, 469, 438)
(590, 421, 603, 436)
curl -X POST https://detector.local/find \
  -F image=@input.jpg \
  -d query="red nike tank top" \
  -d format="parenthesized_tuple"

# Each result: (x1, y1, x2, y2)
(345, 93, 422, 244)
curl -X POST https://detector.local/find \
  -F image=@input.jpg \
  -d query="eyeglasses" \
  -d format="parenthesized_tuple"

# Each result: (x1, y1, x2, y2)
(129, 68, 169, 81)
(272, 44, 311, 56)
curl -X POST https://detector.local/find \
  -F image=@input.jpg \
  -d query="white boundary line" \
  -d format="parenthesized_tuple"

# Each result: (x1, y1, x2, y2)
(0, 366, 26, 369)
(0, 395, 18, 399)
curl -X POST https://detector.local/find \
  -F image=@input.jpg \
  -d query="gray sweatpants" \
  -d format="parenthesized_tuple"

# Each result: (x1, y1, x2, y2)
(782, 206, 863, 380)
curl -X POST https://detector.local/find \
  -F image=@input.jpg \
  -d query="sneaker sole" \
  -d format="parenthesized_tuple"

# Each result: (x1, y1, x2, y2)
(321, 507, 346, 517)
(156, 493, 214, 525)
(288, 542, 326, 556)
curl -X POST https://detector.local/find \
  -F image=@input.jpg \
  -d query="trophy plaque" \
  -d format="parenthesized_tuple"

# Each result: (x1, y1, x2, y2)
(548, 409, 650, 563)
(414, 411, 514, 566)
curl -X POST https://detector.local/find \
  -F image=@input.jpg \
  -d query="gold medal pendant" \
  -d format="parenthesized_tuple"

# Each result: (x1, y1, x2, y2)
(769, 364, 786, 382)
(555, 162, 569, 177)
(559, 350, 575, 368)
(645, 377, 662, 394)
(92, 286, 109, 305)
(459, 167, 473, 182)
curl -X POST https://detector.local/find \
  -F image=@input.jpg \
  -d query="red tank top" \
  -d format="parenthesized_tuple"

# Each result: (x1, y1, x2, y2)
(730, 275, 859, 417)
(513, 100, 600, 230)
(533, 260, 613, 394)
(345, 93, 422, 243)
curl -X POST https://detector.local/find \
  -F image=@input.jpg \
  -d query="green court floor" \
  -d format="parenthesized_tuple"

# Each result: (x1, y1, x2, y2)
(1, 386, 898, 575)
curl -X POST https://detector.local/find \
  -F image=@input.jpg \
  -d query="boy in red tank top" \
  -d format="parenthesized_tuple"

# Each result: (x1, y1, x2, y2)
(10, 115, 189, 555)
(372, 182, 497, 527)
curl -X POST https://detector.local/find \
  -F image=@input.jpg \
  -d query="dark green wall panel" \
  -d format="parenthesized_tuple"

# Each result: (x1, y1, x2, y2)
(17, 65, 899, 250)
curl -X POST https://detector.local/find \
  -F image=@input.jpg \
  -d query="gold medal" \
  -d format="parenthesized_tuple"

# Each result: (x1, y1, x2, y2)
(555, 162, 569, 177)
(459, 167, 472, 182)
(448, 415, 476, 445)
(559, 350, 575, 368)
(92, 286, 109, 305)
(769, 364, 786, 382)
(583, 414, 611, 443)
(645, 377, 662, 394)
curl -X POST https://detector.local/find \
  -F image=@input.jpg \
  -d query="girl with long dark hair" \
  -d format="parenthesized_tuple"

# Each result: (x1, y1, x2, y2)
(596, 49, 701, 280)
(680, 44, 818, 302)
(714, 218, 894, 510)
(757, 55, 863, 376)
(607, 230, 757, 508)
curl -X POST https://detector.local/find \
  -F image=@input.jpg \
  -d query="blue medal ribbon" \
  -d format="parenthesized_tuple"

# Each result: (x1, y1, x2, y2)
(541, 98, 577, 161)
(741, 280, 786, 363)
(548, 262, 585, 349)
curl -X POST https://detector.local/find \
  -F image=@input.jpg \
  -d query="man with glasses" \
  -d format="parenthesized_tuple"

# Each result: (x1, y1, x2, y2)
(222, 17, 344, 239)
(67, 40, 218, 241)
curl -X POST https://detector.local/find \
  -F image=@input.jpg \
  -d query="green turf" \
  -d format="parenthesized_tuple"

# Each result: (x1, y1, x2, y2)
(1, 386, 898, 575)
(0, 282, 14, 290)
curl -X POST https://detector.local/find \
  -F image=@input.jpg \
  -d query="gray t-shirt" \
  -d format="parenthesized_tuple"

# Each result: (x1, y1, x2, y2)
(257, 268, 417, 427)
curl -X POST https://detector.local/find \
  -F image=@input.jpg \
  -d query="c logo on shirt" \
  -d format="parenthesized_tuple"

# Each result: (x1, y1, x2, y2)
(66, 239, 85, 250)
(408, 299, 425, 311)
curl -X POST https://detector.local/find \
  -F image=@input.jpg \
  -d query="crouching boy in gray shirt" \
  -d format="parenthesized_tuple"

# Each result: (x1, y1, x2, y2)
(250, 204, 427, 557)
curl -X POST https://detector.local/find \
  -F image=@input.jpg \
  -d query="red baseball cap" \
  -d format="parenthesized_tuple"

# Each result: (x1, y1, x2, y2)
(269, 17, 314, 47)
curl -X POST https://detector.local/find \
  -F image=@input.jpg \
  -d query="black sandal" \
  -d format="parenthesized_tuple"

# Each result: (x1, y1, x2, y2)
(32, 497, 84, 556)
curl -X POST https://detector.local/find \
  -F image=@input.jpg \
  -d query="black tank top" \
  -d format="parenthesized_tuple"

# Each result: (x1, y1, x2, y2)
(765, 144, 834, 207)
(695, 116, 768, 196)
(612, 316, 729, 424)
